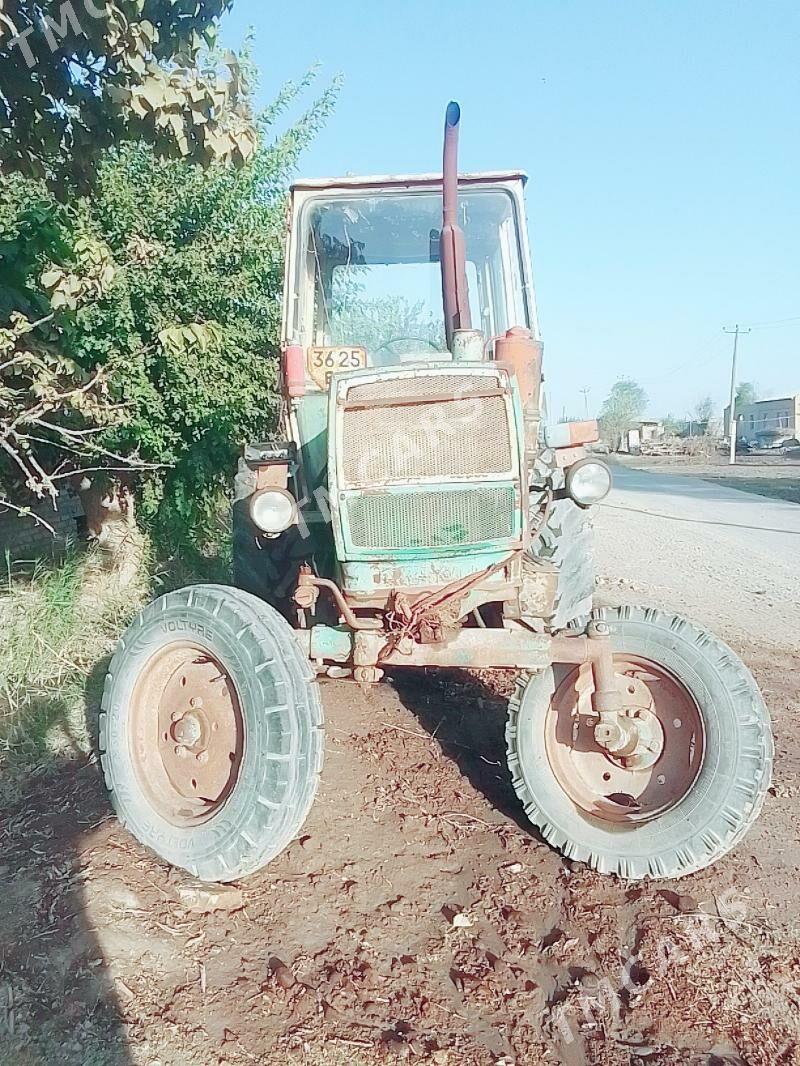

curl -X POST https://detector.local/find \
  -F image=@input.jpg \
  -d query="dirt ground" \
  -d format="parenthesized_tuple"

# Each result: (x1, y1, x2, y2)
(2, 493, 800, 1064)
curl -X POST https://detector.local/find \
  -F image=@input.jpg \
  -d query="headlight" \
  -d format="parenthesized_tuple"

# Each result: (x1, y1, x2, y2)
(250, 488, 297, 534)
(565, 459, 612, 507)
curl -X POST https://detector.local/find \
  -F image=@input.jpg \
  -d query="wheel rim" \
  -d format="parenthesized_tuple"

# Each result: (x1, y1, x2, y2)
(129, 642, 244, 827)
(544, 655, 705, 824)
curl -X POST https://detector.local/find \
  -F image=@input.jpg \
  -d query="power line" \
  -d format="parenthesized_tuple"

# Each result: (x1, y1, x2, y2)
(745, 314, 800, 329)
(638, 333, 725, 385)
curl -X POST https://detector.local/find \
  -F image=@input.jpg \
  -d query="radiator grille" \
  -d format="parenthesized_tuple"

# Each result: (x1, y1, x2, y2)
(346, 486, 516, 550)
(341, 375, 513, 485)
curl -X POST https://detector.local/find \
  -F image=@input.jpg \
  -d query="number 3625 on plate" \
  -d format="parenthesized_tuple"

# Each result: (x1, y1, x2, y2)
(307, 346, 366, 389)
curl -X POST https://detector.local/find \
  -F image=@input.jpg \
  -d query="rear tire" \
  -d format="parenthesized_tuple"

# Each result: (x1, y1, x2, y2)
(530, 452, 595, 632)
(100, 584, 323, 882)
(506, 605, 773, 879)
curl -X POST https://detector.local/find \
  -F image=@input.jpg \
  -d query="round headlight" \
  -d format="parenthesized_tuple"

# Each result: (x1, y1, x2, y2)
(249, 488, 297, 534)
(565, 459, 612, 508)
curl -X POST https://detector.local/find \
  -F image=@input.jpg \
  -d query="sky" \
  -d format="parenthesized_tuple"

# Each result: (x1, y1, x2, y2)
(221, 0, 800, 421)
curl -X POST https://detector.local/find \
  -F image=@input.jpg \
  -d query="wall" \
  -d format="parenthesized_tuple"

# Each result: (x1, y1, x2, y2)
(725, 395, 799, 441)
(0, 490, 85, 562)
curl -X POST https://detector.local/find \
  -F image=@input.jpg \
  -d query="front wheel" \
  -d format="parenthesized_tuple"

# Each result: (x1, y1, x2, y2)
(506, 606, 773, 879)
(100, 584, 323, 882)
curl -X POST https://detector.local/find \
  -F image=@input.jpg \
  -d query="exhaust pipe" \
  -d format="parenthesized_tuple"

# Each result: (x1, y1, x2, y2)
(441, 101, 472, 350)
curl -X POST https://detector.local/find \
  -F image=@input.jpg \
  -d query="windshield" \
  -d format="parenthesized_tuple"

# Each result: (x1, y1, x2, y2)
(294, 188, 528, 365)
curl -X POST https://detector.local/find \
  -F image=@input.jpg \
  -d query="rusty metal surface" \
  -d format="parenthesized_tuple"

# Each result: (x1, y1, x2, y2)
(494, 328, 542, 413)
(340, 387, 507, 411)
(356, 627, 552, 670)
(553, 445, 587, 470)
(518, 560, 558, 618)
(545, 654, 705, 823)
(379, 551, 521, 659)
(544, 420, 601, 449)
(129, 643, 244, 827)
(294, 570, 383, 631)
(441, 101, 472, 349)
(255, 463, 290, 490)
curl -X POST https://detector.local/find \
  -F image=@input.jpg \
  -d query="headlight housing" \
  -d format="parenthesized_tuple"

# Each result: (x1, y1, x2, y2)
(249, 488, 297, 535)
(565, 459, 612, 508)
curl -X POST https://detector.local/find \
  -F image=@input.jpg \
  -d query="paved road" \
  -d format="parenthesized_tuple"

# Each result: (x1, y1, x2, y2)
(593, 463, 800, 651)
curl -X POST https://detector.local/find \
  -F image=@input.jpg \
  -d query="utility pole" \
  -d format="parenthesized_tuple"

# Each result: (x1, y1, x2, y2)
(723, 325, 751, 466)
(580, 388, 591, 418)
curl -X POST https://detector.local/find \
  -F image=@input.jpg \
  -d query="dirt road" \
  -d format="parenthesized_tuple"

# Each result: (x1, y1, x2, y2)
(1, 469, 799, 1066)
(596, 464, 800, 650)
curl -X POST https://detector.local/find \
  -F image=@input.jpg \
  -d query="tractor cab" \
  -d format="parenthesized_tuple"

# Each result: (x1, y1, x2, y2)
(282, 171, 537, 380)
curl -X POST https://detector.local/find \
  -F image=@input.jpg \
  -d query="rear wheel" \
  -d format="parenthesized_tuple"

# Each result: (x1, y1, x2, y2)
(100, 584, 323, 882)
(530, 452, 595, 631)
(507, 606, 773, 879)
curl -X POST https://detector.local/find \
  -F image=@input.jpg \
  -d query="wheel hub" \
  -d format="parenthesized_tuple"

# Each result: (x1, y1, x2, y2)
(129, 643, 244, 826)
(171, 711, 205, 749)
(544, 655, 705, 823)
(593, 676, 665, 770)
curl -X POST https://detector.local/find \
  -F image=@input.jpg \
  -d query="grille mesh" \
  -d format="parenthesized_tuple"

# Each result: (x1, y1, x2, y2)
(341, 375, 513, 485)
(346, 374, 500, 402)
(346, 486, 516, 550)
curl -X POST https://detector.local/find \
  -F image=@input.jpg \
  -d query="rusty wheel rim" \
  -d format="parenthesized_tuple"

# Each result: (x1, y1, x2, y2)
(129, 642, 244, 827)
(545, 656, 705, 824)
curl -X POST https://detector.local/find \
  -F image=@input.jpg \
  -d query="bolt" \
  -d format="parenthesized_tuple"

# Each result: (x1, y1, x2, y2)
(171, 711, 183, 723)
(196, 751, 209, 765)
(189, 696, 203, 709)
(174, 745, 188, 759)
(592, 621, 611, 636)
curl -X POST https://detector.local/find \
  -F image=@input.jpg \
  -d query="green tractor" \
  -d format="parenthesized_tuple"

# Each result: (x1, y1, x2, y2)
(101, 104, 772, 882)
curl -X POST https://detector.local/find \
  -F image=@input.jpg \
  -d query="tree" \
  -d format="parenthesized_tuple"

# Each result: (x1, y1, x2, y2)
(0, 178, 141, 525)
(735, 381, 759, 408)
(693, 395, 714, 431)
(0, 0, 255, 188)
(599, 378, 647, 451)
(662, 413, 684, 436)
(1, 70, 338, 554)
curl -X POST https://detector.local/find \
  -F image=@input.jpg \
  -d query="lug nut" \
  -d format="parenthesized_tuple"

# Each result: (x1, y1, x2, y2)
(189, 697, 203, 709)
(174, 744, 188, 759)
(196, 751, 209, 765)
(171, 711, 183, 723)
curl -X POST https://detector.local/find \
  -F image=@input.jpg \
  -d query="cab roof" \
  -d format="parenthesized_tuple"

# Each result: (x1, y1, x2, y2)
(290, 171, 528, 193)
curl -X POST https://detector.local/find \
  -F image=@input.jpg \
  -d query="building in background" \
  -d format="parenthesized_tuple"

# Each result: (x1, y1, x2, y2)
(725, 395, 800, 446)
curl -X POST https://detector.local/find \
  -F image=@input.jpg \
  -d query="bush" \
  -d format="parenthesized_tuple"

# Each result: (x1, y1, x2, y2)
(1, 71, 338, 562)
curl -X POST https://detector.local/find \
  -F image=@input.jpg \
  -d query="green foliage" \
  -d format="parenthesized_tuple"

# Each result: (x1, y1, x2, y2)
(0, 548, 147, 786)
(599, 378, 647, 450)
(329, 290, 446, 355)
(1, 69, 338, 557)
(0, 185, 127, 513)
(0, 0, 255, 187)
(735, 381, 759, 408)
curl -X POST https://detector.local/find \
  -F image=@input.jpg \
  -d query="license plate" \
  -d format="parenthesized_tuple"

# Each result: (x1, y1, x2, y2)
(307, 346, 367, 389)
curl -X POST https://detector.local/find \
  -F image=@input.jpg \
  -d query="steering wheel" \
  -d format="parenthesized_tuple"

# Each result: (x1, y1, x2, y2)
(374, 336, 442, 356)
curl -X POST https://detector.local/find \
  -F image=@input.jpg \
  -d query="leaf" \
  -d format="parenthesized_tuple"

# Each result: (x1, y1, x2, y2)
(40, 269, 64, 289)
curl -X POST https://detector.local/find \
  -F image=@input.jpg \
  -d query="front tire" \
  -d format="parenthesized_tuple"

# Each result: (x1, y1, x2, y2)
(506, 606, 773, 879)
(100, 584, 323, 882)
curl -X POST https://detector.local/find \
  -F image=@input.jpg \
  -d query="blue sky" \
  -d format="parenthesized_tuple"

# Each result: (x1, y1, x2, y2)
(222, 0, 799, 421)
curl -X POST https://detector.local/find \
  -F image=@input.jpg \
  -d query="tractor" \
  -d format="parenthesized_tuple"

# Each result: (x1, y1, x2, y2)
(101, 104, 772, 882)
